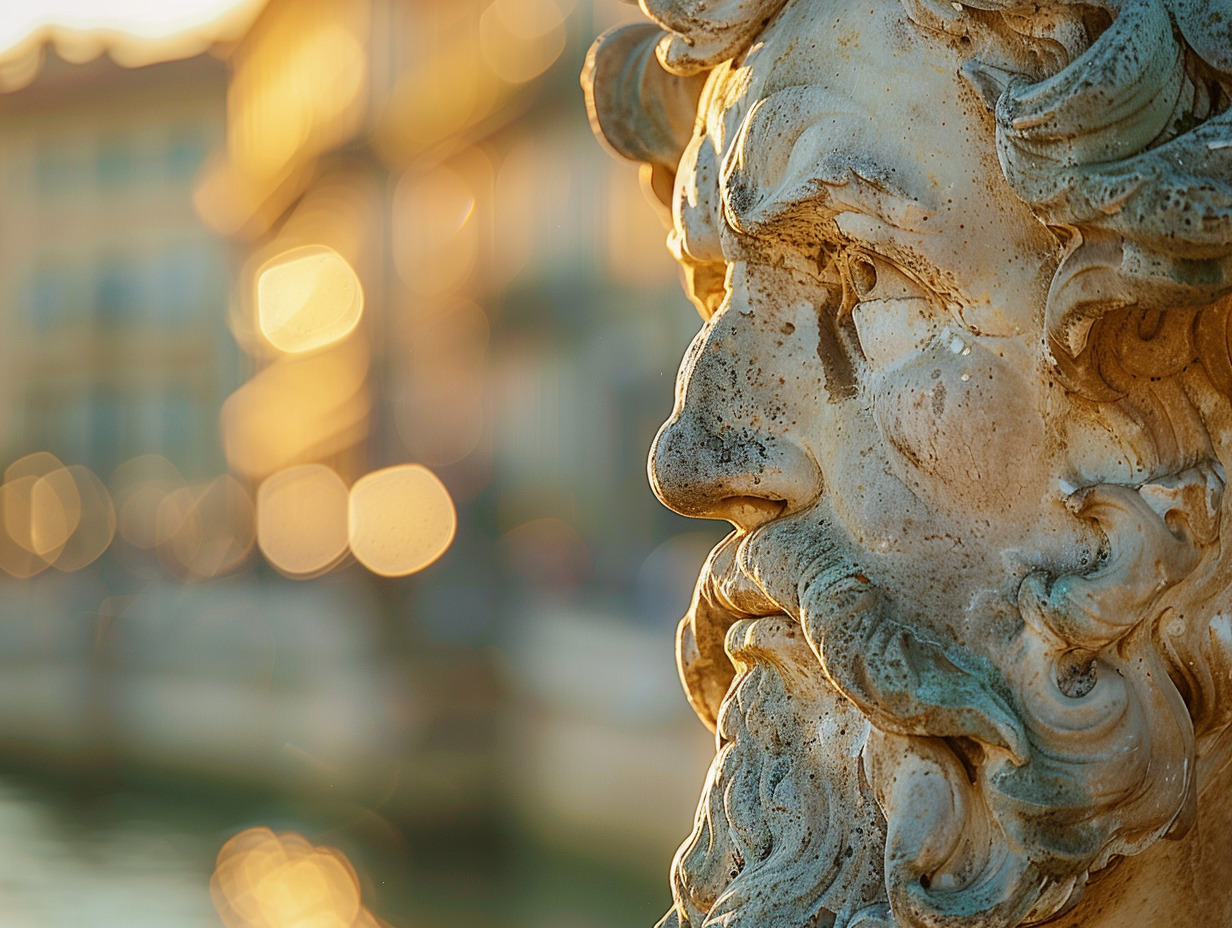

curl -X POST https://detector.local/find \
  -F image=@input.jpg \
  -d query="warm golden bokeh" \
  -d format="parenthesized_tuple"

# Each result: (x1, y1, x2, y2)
(195, 0, 370, 237)
(113, 455, 187, 551)
(392, 164, 479, 297)
(0, 447, 456, 582)
(155, 474, 255, 580)
(211, 827, 383, 928)
(4, 450, 68, 485)
(48, 464, 116, 571)
(477, 0, 572, 84)
(230, 14, 367, 184)
(257, 244, 364, 354)
(13, 470, 80, 558)
(0, 453, 115, 576)
(257, 463, 350, 577)
(221, 337, 370, 481)
(349, 464, 455, 577)
(0, 477, 56, 577)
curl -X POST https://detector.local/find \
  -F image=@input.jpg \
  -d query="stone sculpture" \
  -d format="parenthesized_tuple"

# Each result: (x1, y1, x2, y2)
(583, 1, 1232, 925)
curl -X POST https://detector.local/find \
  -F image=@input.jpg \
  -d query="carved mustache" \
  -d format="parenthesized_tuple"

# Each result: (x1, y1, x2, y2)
(677, 514, 860, 731)
(685, 505, 1029, 759)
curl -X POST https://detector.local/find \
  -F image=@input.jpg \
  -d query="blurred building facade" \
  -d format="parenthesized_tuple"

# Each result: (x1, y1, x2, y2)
(0, 52, 233, 481)
(0, 0, 720, 895)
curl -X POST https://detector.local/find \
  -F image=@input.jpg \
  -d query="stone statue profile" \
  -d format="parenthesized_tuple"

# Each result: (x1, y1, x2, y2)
(583, 1, 1232, 925)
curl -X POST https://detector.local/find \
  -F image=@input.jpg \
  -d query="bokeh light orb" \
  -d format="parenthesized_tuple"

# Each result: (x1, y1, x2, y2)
(348, 464, 455, 577)
(53, 465, 115, 572)
(211, 827, 370, 928)
(257, 464, 350, 578)
(257, 244, 364, 354)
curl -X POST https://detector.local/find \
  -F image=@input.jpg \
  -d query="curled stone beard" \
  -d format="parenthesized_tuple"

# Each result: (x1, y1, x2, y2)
(701, 486, 1213, 927)
(665, 468, 1227, 928)
(662, 614, 891, 928)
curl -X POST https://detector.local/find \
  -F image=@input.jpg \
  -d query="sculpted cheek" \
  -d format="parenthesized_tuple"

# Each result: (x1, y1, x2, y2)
(872, 338, 1045, 512)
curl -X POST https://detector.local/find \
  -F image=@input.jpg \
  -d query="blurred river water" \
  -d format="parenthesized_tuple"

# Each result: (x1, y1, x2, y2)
(0, 763, 681, 928)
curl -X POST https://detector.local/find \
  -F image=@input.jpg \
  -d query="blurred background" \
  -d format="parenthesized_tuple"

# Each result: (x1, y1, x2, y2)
(0, 1, 727, 925)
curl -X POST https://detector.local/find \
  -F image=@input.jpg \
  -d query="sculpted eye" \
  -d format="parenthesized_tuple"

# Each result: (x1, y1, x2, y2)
(846, 254, 944, 371)
(849, 255, 878, 301)
(848, 253, 926, 304)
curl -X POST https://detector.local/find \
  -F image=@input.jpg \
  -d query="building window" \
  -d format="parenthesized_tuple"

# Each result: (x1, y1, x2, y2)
(95, 257, 141, 327)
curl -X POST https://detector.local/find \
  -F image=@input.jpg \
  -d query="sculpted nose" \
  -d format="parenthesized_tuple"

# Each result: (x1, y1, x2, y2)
(650, 413, 821, 525)
(648, 288, 824, 528)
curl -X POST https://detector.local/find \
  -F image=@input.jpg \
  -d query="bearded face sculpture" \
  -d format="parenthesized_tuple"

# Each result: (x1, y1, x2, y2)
(584, 0, 1232, 925)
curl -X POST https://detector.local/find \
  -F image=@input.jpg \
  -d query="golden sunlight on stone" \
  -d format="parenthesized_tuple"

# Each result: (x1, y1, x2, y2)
(349, 464, 455, 577)
(257, 463, 350, 578)
(257, 244, 364, 354)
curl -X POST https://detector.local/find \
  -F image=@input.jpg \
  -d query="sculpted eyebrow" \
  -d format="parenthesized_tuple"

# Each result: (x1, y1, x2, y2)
(719, 88, 936, 240)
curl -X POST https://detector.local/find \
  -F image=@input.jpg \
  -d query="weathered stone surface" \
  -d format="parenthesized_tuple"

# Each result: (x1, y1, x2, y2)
(583, 2, 1232, 925)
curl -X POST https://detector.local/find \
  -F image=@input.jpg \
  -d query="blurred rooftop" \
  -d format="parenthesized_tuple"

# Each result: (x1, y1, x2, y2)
(0, 0, 266, 87)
